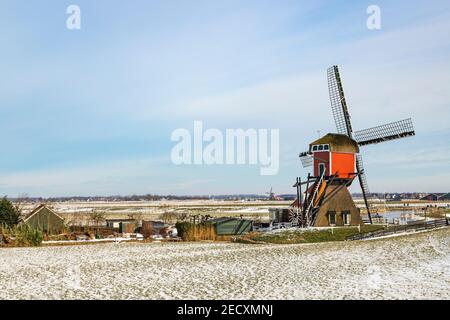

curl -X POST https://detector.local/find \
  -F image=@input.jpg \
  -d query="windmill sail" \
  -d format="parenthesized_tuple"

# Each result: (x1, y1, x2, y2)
(327, 65, 353, 136)
(299, 151, 313, 168)
(354, 118, 415, 146)
(327, 65, 372, 222)
(356, 154, 372, 224)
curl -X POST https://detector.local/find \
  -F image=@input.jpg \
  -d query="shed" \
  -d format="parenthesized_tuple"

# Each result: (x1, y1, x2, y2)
(105, 219, 137, 233)
(269, 208, 291, 223)
(22, 204, 65, 234)
(209, 217, 252, 235)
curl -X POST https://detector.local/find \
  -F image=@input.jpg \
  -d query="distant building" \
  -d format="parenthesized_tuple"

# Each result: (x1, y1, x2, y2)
(105, 219, 137, 233)
(438, 193, 450, 201)
(269, 208, 292, 224)
(22, 204, 65, 234)
(420, 194, 440, 201)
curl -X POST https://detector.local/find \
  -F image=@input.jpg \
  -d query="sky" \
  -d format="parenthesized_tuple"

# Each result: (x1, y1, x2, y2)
(0, 0, 450, 197)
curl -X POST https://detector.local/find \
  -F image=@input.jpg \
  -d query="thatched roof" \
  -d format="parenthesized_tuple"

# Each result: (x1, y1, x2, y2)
(310, 133, 359, 153)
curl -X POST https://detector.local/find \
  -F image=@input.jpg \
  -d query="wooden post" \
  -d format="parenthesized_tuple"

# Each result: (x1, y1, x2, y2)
(304, 173, 311, 227)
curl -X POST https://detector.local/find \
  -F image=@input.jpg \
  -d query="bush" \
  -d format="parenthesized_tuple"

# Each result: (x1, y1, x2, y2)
(141, 221, 153, 238)
(1, 224, 43, 247)
(160, 211, 177, 224)
(175, 221, 190, 238)
(175, 221, 216, 241)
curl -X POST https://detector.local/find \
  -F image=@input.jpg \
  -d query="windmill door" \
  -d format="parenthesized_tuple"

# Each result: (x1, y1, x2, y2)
(319, 163, 326, 177)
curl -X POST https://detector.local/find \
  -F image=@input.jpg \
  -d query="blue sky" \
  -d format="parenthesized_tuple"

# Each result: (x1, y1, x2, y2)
(1, 0, 450, 197)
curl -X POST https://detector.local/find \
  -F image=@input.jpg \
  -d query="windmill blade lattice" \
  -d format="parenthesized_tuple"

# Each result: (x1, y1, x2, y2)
(356, 154, 372, 223)
(327, 66, 353, 137)
(354, 118, 415, 146)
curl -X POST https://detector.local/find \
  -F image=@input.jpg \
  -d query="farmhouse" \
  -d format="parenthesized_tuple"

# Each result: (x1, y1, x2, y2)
(22, 204, 65, 234)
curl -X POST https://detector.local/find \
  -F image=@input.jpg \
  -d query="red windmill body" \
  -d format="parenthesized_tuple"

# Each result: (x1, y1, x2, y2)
(310, 134, 359, 180)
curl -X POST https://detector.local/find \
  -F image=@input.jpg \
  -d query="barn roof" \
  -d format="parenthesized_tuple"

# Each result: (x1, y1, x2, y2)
(310, 133, 359, 153)
(420, 193, 440, 200)
(22, 204, 64, 222)
(438, 192, 450, 200)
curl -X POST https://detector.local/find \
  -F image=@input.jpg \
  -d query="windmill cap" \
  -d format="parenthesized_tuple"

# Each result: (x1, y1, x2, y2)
(310, 133, 359, 153)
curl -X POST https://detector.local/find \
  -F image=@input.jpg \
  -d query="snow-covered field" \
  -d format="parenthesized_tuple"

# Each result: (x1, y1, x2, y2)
(18, 199, 448, 226)
(1, 228, 449, 300)
(19, 200, 290, 224)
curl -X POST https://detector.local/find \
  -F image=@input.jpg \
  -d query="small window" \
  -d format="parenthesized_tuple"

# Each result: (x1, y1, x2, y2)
(312, 145, 318, 151)
(343, 211, 351, 225)
(328, 211, 336, 225)
(323, 144, 329, 151)
(318, 145, 324, 151)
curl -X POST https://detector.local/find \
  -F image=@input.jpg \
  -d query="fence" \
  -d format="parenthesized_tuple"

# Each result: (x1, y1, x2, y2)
(346, 218, 449, 241)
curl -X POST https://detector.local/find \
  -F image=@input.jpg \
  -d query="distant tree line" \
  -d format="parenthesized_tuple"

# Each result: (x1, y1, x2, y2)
(5, 193, 297, 203)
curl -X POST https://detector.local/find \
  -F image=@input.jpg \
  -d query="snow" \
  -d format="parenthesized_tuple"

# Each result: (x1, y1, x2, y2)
(0, 228, 449, 300)
(42, 235, 144, 245)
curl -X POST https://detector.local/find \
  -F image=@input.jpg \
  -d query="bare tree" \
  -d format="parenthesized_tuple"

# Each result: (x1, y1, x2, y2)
(89, 211, 106, 236)
(159, 211, 177, 224)
(13, 193, 30, 216)
(176, 211, 190, 222)
(128, 213, 143, 228)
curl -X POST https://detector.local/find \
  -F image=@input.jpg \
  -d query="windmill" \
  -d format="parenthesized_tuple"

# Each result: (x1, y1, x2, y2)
(266, 187, 282, 201)
(297, 65, 415, 226)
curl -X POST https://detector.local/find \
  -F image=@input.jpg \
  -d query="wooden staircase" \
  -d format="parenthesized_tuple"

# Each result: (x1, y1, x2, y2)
(304, 170, 327, 226)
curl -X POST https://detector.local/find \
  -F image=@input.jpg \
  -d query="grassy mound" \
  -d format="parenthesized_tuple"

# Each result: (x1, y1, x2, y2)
(235, 225, 383, 244)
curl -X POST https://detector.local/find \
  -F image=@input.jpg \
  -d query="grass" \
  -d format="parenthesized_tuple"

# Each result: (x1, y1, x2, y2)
(235, 225, 384, 244)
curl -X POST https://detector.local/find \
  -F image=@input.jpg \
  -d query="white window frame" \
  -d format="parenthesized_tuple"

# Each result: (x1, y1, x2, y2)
(328, 211, 336, 226)
(312, 144, 330, 153)
(343, 211, 351, 225)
